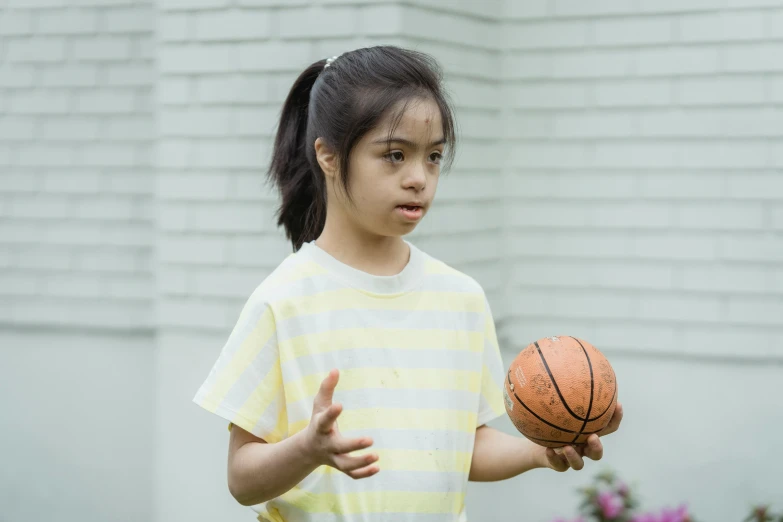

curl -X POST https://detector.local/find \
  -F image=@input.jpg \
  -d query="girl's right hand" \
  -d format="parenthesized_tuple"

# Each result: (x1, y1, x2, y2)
(303, 369, 380, 479)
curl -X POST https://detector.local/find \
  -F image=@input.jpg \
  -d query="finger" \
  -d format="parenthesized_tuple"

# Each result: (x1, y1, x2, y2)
(547, 448, 569, 471)
(346, 463, 380, 480)
(316, 402, 342, 434)
(334, 451, 379, 474)
(313, 369, 340, 410)
(563, 445, 585, 470)
(584, 434, 604, 461)
(331, 436, 374, 455)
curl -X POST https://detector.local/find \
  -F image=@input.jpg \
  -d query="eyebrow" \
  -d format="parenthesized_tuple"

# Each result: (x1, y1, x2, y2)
(372, 137, 446, 148)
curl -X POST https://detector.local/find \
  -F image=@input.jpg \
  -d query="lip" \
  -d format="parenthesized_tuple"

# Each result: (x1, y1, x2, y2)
(395, 204, 425, 222)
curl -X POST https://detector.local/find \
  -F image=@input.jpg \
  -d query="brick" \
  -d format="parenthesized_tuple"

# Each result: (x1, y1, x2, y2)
(595, 79, 672, 107)
(105, 64, 155, 86)
(505, 20, 588, 49)
(358, 5, 403, 36)
(7, 91, 70, 114)
(75, 91, 135, 114)
(157, 205, 189, 231)
(191, 267, 266, 298)
(159, 108, 236, 137)
(458, 110, 500, 140)
(639, 173, 724, 199)
(0, 116, 36, 141)
(195, 139, 269, 169)
(594, 17, 674, 46)
(158, 78, 192, 105)
(238, 41, 313, 72)
(725, 173, 783, 200)
(160, 0, 231, 10)
(194, 9, 271, 41)
(197, 75, 271, 104)
(0, 273, 39, 296)
(104, 6, 155, 33)
(0, 11, 34, 35)
(403, 6, 496, 50)
(511, 260, 673, 289)
(679, 141, 768, 168)
(276, 6, 357, 38)
(639, 293, 722, 323)
(103, 116, 154, 141)
(8, 194, 71, 219)
(681, 264, 770, 293)
(0, 67, 35, 87)
(81, 145, 137, 167)
(509, 143, 589, 168)
(42, 171, 102, 193)
(677, 203, 765, 230)
(39, 65, 99, 87)
(236, 107, 281, 137)
(550, 50, 635, 79)
(42, 273, 106, 298)
(515, 289, 638, 320)
(106, 276, 155, 300)
(159, 298, 233, 330)
(229, 234, 294, 267)
(72, 37, 132, 61)
(679, 11, 764, 42)
(12, 245, 73, 270)
(426, 203, 503, 234)
(638, 0, 721, 12)
(505, 0, 549, 19)
(726, 296, 783, 326)
(73, 197, 141, 221)
(504, 81, 588, 109)
(594, 142, 680, 168)
(640, 108, 783, 137)
(160, 44, 240, 73)
(723, 43, 783, 72)
(39, 119, 101, 141)
(510, 173, 637, 199)
(157, 173, 231, 200)
(767, 10, 783, 38)
(594, 202, 674, 229)
(773, 206, 783, 229)
(6, 0, 65, 8)
(552, 0, 636, 16)
(159, 14, 191, 41)
(7, 38, 66, 62)
(718, 233, 783, 261)
(635, 232, 718, 261)
(679, 76, 765, 105)
(99, 223, 150, 247)
(36, 9, 99, 33)
(157, 140, 191, 168)
(158, 234, 229, 264)
(73, 248, 149, 274)
(636, 47, 720, 76)
(17, 144, 75, 166)
(158, 266, 190, 295)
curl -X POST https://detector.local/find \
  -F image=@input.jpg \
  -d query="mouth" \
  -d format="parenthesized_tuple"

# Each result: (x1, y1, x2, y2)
(395, 204, 424, 221)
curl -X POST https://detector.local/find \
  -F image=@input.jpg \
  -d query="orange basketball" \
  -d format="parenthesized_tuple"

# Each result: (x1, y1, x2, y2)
(503, 336, 617, 448)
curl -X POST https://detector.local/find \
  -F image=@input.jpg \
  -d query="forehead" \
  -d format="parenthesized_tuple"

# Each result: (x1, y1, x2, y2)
(370, 97, 443, 139)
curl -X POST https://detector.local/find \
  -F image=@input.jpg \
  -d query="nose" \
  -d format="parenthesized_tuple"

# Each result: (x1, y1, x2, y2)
(402, 163, 427, 191)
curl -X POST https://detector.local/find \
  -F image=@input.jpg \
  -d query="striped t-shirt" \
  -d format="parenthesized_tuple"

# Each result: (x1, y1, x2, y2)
(193, 240, 507, 522)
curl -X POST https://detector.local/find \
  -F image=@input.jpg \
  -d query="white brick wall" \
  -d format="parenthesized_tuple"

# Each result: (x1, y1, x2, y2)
(0, 2, 155, 331)
(501, 0, 783, 360)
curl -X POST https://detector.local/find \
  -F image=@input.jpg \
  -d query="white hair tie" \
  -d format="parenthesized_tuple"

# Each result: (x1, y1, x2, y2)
(324, 54, 342, 69)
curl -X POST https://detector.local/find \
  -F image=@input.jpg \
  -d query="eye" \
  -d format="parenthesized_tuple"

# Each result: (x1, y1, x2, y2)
(429, 151, 443, 165)
(384, 150, 405, 163)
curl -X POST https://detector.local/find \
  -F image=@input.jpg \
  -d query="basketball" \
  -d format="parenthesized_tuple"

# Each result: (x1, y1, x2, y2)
(503, 336, 618, 448)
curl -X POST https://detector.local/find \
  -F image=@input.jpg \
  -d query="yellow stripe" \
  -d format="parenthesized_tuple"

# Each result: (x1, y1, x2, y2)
(480, 363, 505, 416)
(280, 328, 482, 363)
(278, 490, 464, 514)
(233, 362, 286, 441)
(202, 307, 277, 409)
(284, 367, 481, 404)
(423, 259, 464, 277)
(312, 448, 472, 474)
(289, 407, 478, 435)
(275, 289, 484, 319)
(265, 260, 328, 290)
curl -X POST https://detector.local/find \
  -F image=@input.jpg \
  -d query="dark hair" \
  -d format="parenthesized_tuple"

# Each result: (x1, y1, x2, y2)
(268, 45, 457, 251)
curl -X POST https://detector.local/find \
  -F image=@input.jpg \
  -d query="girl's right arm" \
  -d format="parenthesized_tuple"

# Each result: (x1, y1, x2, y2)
(227, 369, 380, 506)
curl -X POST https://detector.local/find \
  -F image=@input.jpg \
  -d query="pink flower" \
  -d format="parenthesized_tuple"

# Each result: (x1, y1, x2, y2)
(630, 513, 659, 522)
(659, 504, 689, 522)
(616, 481, 630, 497)
(597, 490, 624, 519)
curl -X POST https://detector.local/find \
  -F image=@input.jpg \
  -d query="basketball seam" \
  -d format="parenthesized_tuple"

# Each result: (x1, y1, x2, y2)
(570, 337, 595, 444)
(507, 370, 579, 435)
(534, 341, 586, 422)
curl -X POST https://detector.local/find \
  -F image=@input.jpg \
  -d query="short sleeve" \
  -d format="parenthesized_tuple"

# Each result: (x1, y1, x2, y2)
(476, 295, 507, 427)
(192, 296, 288, 443)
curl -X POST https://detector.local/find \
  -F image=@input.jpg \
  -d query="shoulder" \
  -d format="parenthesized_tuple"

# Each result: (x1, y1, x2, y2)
(416, 245, 487, 298)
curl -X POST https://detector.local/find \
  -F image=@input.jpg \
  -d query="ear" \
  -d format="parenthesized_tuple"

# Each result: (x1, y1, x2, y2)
(314, 137, 338, 179)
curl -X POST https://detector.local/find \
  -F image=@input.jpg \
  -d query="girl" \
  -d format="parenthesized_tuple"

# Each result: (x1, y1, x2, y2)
(193, 46, 622, 522)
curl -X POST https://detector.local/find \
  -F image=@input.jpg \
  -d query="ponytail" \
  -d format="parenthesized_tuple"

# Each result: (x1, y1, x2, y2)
(268, 60, 327, 252)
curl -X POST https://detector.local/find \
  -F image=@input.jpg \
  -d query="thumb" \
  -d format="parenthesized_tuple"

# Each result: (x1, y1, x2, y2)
(313, 369, 339, 411)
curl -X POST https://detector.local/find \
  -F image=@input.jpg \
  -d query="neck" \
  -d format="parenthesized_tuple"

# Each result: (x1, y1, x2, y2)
(315, 208, 410, 277)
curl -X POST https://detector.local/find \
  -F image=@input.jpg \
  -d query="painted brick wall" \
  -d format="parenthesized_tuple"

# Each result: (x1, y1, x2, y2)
(500, 0, 783, 360)
(0, 0, 155, 331)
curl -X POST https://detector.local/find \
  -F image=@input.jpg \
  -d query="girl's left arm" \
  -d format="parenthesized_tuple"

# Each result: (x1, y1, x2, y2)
(468, 402, 623, 481)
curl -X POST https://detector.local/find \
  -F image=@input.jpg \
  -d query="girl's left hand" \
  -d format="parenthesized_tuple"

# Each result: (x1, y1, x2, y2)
(543, 401, 624, 472)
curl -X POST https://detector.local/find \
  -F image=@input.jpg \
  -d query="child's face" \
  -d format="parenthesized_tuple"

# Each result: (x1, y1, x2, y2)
(339, 97, 445, 238)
